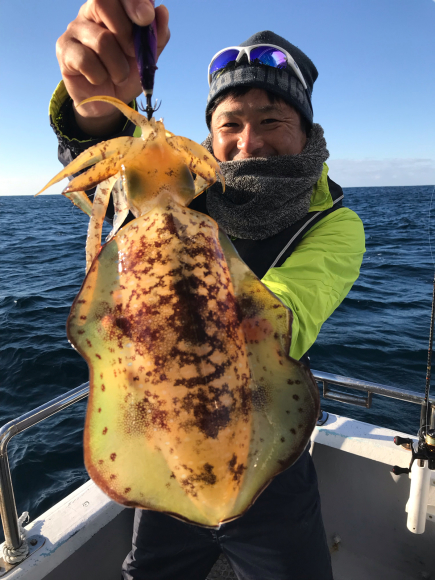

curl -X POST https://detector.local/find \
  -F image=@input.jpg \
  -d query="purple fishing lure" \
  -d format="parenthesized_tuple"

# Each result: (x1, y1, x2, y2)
(133, 2, 158, 96)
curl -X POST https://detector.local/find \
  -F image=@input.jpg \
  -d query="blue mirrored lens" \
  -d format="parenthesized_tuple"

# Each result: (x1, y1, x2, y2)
(250, 47, 287, 69)
(210, 50, 240, 74)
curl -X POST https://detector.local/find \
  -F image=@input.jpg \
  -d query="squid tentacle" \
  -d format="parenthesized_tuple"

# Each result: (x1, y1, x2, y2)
(85, 175, 119, 273)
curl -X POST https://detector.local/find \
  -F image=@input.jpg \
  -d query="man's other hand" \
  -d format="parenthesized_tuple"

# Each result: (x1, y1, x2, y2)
(56, 0, 170, 136)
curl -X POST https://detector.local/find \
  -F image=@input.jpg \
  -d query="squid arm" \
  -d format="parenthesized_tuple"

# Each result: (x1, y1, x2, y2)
(78, 99, 224, 196)
(36, 96, 157, 199)
(79, 96, 151, 131)
(106, 179, 130, 242)
(62, 190, 93, 217)
(193, 175, 211, 198)
(167, 136, 225, 190)
(85, 175, 119, 273)
(62, 150, 135, 195)
(36, 137, 136, 196)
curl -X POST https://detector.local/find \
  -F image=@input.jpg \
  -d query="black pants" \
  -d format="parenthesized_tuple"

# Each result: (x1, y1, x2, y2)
(121, 449, 332, 580)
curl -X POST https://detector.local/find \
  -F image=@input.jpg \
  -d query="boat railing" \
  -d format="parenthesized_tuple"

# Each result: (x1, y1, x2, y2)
(1, 372, 434, 568)
(0, 383, 89, 561)
(313, 369, 435, 409)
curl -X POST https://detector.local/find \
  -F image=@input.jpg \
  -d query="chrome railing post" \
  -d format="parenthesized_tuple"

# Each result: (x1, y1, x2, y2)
(0, 383, 89, 554)
(0, 445, 20, 549)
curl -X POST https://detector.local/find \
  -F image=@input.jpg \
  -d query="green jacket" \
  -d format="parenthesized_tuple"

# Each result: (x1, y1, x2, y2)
(49, 82, 365, 362)
(262, 196, 364, 360)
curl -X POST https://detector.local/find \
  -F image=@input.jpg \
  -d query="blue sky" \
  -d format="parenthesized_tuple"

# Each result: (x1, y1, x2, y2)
(1, 0, 434, 195)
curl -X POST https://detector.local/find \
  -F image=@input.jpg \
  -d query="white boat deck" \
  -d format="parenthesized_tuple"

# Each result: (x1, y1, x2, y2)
(2, 413, 435, 580)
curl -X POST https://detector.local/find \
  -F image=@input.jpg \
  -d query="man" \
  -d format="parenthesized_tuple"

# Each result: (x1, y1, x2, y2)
(52, 1, 365, 578)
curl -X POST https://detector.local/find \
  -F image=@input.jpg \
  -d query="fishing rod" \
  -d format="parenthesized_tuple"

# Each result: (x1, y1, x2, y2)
(391, 210, 435, 534)
(421, 272, 435, 437)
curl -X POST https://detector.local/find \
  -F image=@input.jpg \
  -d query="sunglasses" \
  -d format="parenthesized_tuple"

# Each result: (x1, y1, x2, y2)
(208, 44, 308, 90)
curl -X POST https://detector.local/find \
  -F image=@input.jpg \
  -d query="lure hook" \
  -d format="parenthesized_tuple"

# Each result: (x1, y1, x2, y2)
(139, 96, 161, 121)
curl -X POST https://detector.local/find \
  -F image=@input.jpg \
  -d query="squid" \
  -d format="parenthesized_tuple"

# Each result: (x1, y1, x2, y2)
(36, 17, 319, 528)
(37, 100, 319, 527)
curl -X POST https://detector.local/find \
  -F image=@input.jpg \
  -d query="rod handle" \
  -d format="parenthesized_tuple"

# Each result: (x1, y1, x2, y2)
(391, 465, 410, 476)
(394, 436, 413, 447)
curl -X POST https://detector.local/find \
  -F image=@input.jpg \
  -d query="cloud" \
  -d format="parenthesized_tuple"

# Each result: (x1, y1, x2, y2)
(327, 158, 435, 187)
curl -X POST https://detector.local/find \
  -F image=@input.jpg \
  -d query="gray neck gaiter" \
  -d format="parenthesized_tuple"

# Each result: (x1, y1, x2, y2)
(202, 123, 329, 240)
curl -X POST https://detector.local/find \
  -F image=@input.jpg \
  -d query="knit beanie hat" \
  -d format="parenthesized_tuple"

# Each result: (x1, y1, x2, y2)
(206, 30, 317, 128)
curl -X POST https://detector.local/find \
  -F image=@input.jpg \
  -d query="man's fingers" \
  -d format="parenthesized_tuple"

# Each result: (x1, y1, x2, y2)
(119, 1, 170, 59)
(59, 19, 133, 86)
(81, 25, 132, 85)
(81, 0, 135, 57)
(155, 4, 170, 58)
(120, 0, 155, 26)
(58, 40, 109, 86)
(80, 1, 169, 59)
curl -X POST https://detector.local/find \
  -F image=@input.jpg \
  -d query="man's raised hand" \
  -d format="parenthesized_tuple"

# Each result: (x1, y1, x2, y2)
(56, 0, 170, 136)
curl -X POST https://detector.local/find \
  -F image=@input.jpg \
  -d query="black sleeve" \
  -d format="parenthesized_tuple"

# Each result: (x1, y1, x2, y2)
(50, 96, 137, 223)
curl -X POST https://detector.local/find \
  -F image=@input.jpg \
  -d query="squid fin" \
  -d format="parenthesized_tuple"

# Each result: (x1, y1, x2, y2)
(216, 230, 320, 516)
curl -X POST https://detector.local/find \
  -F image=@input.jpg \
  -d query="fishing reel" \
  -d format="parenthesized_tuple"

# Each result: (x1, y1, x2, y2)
(391, 427, 435, 534)
(392, 428, 435, 475)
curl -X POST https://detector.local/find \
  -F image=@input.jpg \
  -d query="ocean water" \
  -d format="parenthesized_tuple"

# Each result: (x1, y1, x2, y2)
(1, 186, 434, 540)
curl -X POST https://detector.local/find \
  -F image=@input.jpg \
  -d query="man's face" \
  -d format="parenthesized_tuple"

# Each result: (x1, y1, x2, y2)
(210, 88, 307, 162)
